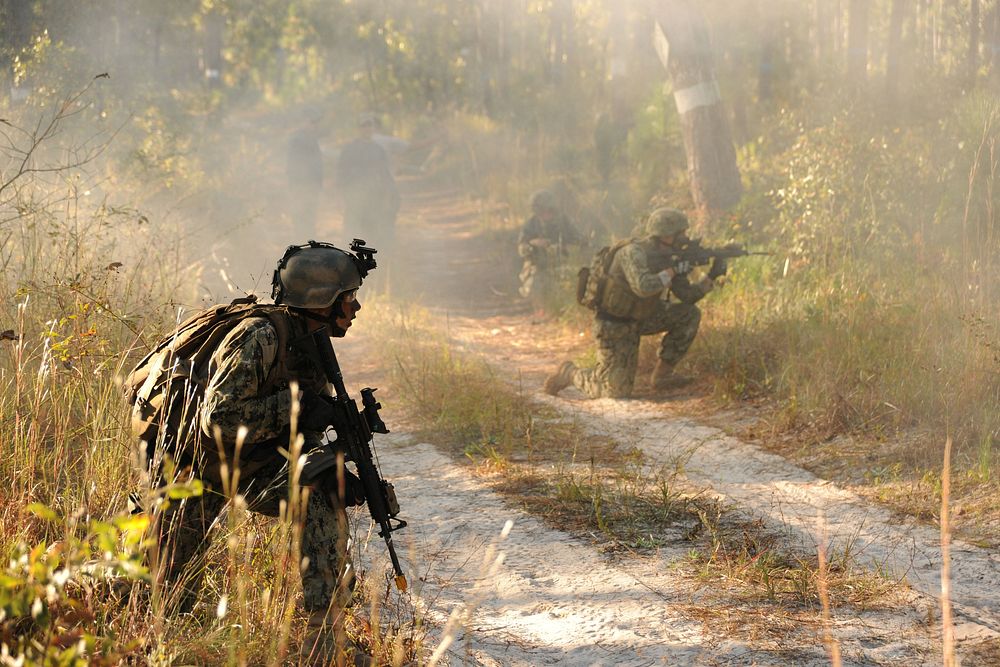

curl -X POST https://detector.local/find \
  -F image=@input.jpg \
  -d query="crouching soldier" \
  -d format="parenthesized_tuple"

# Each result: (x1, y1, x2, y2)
(126, 241, 387, 665)
(544, 208, 726, 399)
(517, 189, 585, 312)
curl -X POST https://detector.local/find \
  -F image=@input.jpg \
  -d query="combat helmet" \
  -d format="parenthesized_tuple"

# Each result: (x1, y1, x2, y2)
(271, 240, 376, 309)
(645, 208, 689, 238)
(530, 189, 559, 215)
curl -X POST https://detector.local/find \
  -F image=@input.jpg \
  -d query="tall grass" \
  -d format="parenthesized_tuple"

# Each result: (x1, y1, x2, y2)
(671, 100, 1000, 491)
(0, 97, 428, 662)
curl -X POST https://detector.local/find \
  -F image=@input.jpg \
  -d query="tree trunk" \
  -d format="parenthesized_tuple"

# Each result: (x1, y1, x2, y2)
(203, 9, 224, 89)
(1, 0, 33, 97)
(970, 0, 980, 87)
(759, 21, 777, 103)
(990, 2, 1000, 88)
(847, 0, 869, 84)
(886, 0, 906, 102)
(832, 0, 843, 55)
(815, 0, 832, 63)
(652, 0, 743, 219)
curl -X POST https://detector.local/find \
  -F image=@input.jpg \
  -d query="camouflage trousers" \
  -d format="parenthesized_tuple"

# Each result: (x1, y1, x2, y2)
(518, 260, 555, 302)
(152, 458, 353, 614)
(572, 302, 701, 398)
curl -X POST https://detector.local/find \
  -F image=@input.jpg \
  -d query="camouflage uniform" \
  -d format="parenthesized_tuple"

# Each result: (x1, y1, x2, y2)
(336, 137, 399, 267)
(571, 238, 711, 398)
(156, 314, 353, 612)
(517, 212, 583, 301)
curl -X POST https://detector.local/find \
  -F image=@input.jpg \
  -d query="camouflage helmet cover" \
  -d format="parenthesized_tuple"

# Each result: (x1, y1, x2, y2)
(271, 241, 365, 309)
(645, 207, 689, 237)
(530, 189, 559, 214)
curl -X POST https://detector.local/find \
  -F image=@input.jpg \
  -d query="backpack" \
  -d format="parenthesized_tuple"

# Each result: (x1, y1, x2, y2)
(576, 238, 632, 311)
(124, 296, 292, 467)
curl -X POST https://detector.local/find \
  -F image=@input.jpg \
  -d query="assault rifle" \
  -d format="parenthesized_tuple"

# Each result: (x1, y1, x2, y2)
(312, 330, 408, 592)
(649, 239, 769, 273)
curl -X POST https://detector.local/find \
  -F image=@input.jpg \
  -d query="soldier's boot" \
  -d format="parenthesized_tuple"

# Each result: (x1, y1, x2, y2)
(300, 612, 373, 667)
(650, 359, 693, 391)
(543, 361, 577, 396)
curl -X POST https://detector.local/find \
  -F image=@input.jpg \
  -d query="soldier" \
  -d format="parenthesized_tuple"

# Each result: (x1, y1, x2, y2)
(335, 112, 400, 281)
(130, 242, 377, 665)
(286, 109, 326, 239)
(543, 208, 727, 398)
(517, 189, 584, 309)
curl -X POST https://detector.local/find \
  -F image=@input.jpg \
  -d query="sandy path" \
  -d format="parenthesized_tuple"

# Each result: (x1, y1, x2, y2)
(356, 435, 941, 666)
(331, 182, 1000, 664)
(554, 398, 1000, 635)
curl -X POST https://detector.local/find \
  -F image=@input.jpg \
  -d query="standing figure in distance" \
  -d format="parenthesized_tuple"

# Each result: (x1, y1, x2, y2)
(517, 189, 585, 313)
(543, 208, 727, 398)
(335, 112, 400, 286)
(286, 110, 326, 240)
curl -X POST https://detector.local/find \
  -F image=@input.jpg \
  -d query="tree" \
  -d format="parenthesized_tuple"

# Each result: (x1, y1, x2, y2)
(970, 0, 980, 87)
(886, 0, 907, 102)
(651, 0, 743, 218)
(1, 0, 35, 97)
(847, 0, 869, 84)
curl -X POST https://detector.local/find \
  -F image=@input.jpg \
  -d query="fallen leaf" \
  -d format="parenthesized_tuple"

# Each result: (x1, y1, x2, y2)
(105, 262, 123, 271)
(0, 329, 18, 341)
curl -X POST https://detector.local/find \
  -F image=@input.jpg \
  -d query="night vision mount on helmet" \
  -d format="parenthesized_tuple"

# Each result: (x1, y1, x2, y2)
(271, 239, 378, 309)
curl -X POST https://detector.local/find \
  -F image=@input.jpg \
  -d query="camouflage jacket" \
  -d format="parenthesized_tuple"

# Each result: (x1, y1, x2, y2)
(610, 238, 713, 305)
(517, 213, 584, 264)
(199, 313, 329, 460)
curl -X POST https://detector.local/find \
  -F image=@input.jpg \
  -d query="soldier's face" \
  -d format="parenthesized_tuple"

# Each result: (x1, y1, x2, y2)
(659, 232, 686, 248)
(335, 289, 361, 333)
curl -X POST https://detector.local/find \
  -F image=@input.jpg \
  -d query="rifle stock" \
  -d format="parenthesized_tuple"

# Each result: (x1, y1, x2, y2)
(312, 330, 408, 592)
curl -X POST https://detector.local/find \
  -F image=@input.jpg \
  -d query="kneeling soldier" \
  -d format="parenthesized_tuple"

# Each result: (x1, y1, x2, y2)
(544, 208, 726, 398)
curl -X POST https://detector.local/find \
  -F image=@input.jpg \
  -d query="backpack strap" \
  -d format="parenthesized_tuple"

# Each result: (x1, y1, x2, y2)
(259, 307, 292, 394)
(604, 238, 633, 270)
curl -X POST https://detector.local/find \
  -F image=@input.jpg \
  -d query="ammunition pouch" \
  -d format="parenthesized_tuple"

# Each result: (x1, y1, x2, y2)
(599, 276, 658, 321)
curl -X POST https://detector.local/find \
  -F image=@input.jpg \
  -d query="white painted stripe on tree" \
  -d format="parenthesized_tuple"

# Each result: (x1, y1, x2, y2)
(673, 79, 721, 114)
(653, 21, 670, 70)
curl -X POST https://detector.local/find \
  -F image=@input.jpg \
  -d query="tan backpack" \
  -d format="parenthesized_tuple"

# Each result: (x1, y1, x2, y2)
(576, 238, 632, 311)
(124, 296, 292, 466)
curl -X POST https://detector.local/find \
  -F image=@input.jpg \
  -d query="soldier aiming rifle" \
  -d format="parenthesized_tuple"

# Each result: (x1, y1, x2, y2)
(547, 207, 763, 399)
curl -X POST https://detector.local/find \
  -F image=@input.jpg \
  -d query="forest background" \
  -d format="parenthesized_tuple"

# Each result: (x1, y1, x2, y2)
(2, 0, 1000, 664)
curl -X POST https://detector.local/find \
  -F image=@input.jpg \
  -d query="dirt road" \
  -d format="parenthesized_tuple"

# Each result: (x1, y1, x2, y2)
(335, 184, 1000, 665)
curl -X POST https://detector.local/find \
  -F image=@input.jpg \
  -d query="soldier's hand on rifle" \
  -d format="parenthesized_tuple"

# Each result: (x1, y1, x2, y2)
(298, 390, 336, 432)
(674, 259, 692, 275)
(708, 257, 728, 280)
(341, 469, 366, 507)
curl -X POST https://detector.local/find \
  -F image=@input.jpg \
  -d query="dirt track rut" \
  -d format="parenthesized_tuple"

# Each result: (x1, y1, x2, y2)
(325, 183, 1000, 664)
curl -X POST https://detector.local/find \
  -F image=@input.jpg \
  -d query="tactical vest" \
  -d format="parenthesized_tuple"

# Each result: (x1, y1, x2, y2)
(124, 296, 303, 481)
(577, 240, 659, 321)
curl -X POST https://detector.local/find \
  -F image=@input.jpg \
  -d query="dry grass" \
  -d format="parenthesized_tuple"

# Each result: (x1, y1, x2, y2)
(366, 304, 906, 630)
(0, 123, 420, 665)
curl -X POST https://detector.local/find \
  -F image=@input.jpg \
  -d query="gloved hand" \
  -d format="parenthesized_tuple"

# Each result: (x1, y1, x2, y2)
(298, 390, 336, 432)
(340, 469, 366, 507)
(708, 257, 728, 280)
(673, 259, 692, 275)
(656, 269, 674, 286)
